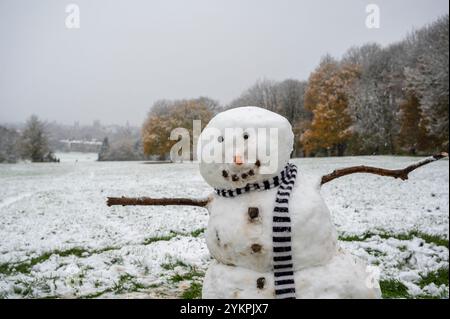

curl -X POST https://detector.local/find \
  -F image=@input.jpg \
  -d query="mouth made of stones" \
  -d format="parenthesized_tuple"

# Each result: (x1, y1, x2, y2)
(222, 160, 261, 182)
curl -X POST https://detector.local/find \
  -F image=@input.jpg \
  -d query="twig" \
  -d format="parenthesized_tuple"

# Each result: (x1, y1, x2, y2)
(106, 196, 209, 207)
(321, 152, 448, 185)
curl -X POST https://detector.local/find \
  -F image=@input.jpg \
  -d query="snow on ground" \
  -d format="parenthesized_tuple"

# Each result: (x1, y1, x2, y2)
(55, 152, 99, 163)
(0, 155, 448, 298)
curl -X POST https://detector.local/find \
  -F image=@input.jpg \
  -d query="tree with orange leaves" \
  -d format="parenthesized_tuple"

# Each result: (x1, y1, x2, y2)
(301, 56, 360, 156)
(142, 97, 219, 160)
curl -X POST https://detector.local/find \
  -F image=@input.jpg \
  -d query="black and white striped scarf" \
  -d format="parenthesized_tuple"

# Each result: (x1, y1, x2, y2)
(214, 163, 298, 299)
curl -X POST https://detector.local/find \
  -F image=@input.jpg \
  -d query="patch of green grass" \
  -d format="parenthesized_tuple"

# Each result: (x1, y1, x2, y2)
(190, 228, 206, 238)
(110, 256, 124, 265)
(0, 252, 53, 275)
(82, 289, 112, 299)
(418, 267, 449, 289)
(380, 279, 410, 299)
(339, 230, 449, 248)
(148, 283, 161, 288)
(0, 246, 119, 276)
(82, 275, 162, 299)
(0, 263, 14, 275)
(169, 267, 204, 283)
(398, 245, 408, 252)
(94, 246, 119, 254)
(142, 228, 206, 245)
(56, 247, 87, 258)
(13, 283, 34, 297)
(13, 285, 25, 295)
(161, 260, 188, 270)
(338, 233, 374, 242)
(142, 231, 179, 245)
(111, 274, 144, 294)
(410, 231, 449, 248)
(365, 248, 386, 257)
(82, 274, 147, 298)
(181, 282, 202, 299)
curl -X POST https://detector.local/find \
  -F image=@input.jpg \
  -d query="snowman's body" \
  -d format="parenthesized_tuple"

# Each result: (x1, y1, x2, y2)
(203, 252, 378, 299)
(197, 106, 381, 299)
(205, 174, 336, 273)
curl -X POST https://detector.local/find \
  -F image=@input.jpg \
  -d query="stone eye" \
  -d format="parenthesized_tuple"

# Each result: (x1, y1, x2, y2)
(218, 136, 224, 143)
(243, 133, 249, 140)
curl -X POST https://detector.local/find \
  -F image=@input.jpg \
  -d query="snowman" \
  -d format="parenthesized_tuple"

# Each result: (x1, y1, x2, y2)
(197, 106, 381, 299)
(108, 106, 445, 298)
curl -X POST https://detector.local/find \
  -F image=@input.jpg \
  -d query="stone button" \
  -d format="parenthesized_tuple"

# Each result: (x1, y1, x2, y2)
(248, 207, 259, 219)
(256, 277, 265, 289)
(251, 243, 262, 253)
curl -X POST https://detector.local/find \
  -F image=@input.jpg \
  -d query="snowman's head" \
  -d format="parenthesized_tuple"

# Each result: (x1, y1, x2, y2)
(197, 106, 294, 189)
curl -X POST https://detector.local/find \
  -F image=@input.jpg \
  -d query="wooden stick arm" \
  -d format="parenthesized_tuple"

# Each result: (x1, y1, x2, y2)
(106, 196, 210, 207)
(320, 152, 448, 185)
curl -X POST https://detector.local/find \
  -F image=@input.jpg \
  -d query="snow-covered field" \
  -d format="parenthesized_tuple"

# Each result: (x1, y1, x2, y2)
(0, 154, 448, 299)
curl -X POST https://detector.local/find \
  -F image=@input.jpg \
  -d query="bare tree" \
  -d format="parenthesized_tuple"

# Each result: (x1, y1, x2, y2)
(0, 126, 20, 163)
(276, 79, 309, 124)
(228, 79, 279, 111)
(343, 43, 401, 154)
(405, 15, 449, 149)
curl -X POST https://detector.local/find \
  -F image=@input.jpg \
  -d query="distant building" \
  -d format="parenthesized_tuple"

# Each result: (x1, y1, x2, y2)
(58, 139, 102, 152)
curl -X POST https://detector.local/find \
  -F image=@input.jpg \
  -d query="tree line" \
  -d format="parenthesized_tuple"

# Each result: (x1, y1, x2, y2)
(0, 116, 146, 163)
(142, 15, 448, 158)
(0, 115, 59, 163)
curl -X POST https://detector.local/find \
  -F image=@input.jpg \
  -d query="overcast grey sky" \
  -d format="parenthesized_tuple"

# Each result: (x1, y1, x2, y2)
(0, 0, 448, 126)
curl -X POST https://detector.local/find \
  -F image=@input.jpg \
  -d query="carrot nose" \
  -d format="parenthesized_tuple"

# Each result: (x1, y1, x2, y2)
(233, 155, 244, 165)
